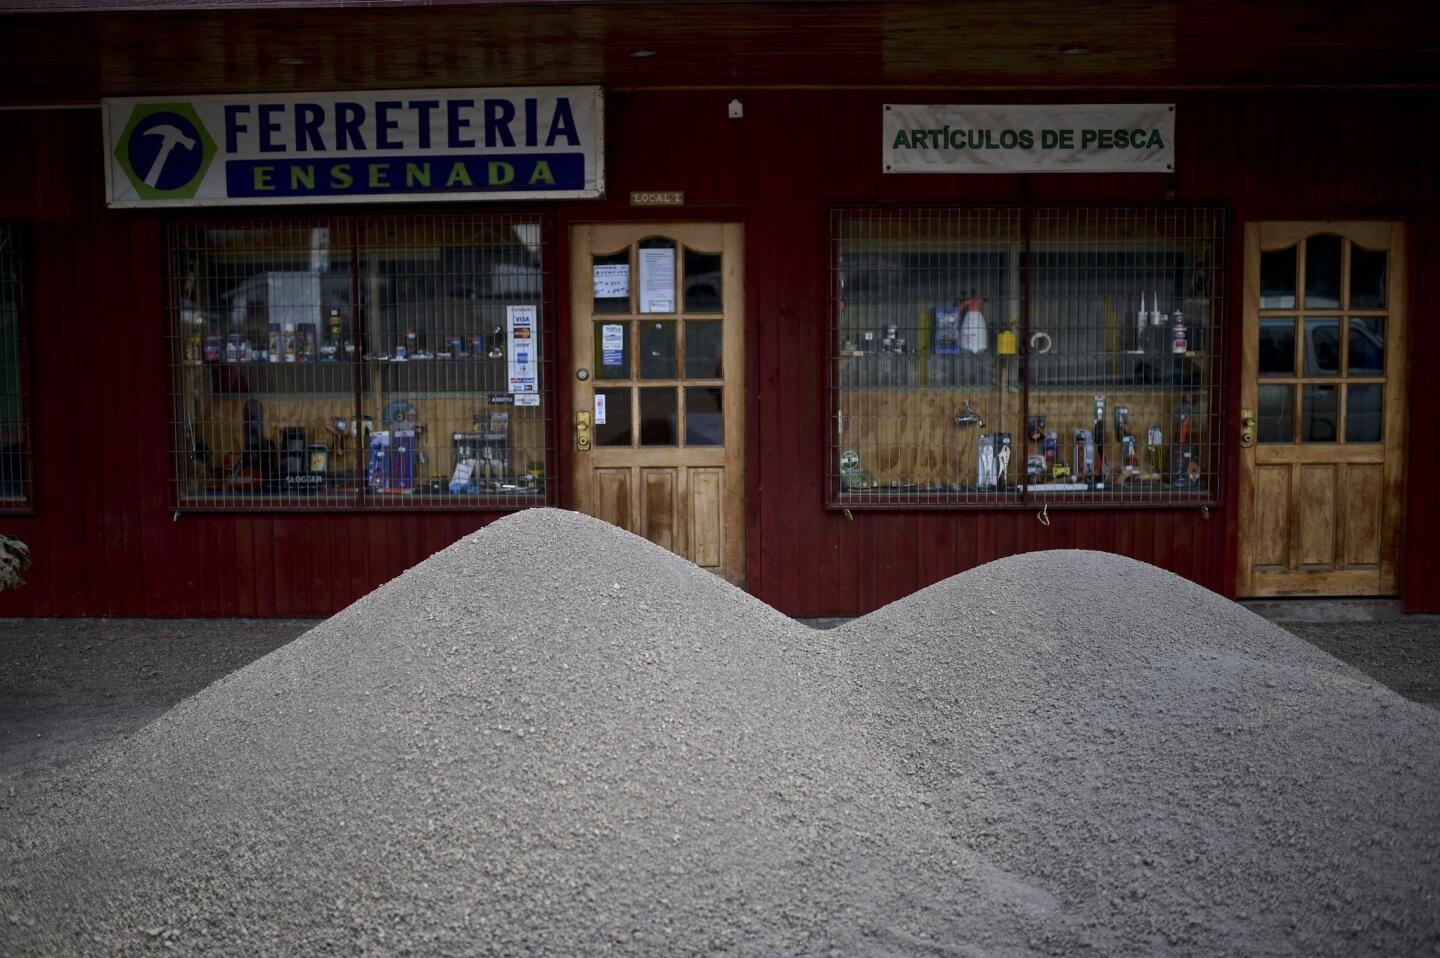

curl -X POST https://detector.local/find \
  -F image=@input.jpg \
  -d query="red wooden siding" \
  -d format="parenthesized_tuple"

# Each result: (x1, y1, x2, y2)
(0, 89, 1436, 617)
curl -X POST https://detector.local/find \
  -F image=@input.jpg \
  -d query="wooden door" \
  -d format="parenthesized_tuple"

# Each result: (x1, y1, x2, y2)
(569, 223, 745, 584)
(1237, 222, 1407, 596)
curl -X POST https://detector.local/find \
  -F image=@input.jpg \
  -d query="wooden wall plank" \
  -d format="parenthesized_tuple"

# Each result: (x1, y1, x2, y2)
(0, 90, 1437, 616)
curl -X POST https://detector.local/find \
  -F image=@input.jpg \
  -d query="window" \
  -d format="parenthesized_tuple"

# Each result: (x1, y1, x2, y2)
(830, 207, 1225, 508)
(1257, 234, 1390, 445)
(0, 224, 31, 509)
(168, 214, 552, 509)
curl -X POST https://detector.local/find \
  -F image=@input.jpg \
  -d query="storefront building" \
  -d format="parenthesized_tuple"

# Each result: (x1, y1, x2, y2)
(0, 1, 1436, 616)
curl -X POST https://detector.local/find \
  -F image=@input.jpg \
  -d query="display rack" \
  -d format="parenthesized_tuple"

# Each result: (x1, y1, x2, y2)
(828, 206, 1226, 509)
(167, 215, 553, 510)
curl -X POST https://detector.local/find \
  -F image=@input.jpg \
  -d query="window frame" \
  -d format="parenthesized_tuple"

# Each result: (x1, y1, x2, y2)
(165, 210, 558, 513)
(827, 203, 1229, 511)
(0, 222, 35, 514)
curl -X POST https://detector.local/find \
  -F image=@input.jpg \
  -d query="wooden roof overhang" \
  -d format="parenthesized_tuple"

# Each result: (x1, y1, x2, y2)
(0, 1, 1438, 107)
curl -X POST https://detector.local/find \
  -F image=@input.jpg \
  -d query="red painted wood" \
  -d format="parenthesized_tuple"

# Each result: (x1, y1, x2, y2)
(0, 89, 1436, 617)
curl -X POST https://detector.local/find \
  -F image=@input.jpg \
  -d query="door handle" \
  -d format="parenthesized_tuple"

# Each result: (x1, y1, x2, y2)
(575, 410, 592, 451)
(1240, 407, 1256, 449)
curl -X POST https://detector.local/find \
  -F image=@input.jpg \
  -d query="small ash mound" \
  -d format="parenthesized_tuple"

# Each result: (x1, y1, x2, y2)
(834, 549, 1440, 956)
(2, 510, 1040, 956)
(4, 522, 1437, 956)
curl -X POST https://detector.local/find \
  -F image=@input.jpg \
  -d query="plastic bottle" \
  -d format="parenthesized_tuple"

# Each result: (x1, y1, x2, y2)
(959, 291, 988, 354)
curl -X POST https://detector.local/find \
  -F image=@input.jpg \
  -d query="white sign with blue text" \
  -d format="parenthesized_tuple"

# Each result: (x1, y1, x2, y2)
(103, 86, 605, 207)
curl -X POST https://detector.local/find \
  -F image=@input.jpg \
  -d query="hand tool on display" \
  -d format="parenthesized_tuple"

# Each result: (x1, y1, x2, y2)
(954, 399, 985, 429)
(329, 418, 348, 457)
(977, 434, 996, 487)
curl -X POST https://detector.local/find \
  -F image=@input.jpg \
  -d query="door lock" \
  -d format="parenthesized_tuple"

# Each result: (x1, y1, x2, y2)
(575, 410, 592, 451)
(1240, 407, 1256, 449)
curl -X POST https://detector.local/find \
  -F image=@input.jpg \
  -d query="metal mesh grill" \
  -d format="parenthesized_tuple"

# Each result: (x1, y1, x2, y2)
(0, 224, 31, 510)
(167, 214, 553, 510)
(829, 206, 1226, 509)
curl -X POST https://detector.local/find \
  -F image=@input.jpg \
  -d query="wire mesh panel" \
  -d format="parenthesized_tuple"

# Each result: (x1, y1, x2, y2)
(829, 206, 1226, 509)
(1026, 207, 1225, 504)
(0, 225, 31, 510)
(831, 208, 1026, 506)
(168, 214, 553, 510)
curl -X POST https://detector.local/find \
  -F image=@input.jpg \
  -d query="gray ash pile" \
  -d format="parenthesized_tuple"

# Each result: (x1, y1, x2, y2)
(834, 551, 1440, 956)
(4, 513, 1438, 956)
(1, 510, 1030, 956)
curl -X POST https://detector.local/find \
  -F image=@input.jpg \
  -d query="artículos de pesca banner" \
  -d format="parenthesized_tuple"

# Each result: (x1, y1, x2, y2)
(883, 103, 1175, 174)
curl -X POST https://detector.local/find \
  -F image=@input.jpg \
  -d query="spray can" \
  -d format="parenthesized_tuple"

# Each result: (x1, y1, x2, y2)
(1172, 309, 1187, 354)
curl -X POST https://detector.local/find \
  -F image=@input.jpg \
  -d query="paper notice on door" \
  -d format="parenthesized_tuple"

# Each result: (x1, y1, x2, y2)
(639, 246, 675, 313)
(594, 393, 607, 425)
(601, 323, 624, 367)
(593, 263, 629, 299)
(506, 304, 537, 393)
(514, 393, 540, 407)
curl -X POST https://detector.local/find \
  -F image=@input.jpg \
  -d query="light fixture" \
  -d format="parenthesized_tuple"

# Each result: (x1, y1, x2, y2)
(630, 49, 657, 58)
(278, 57, 308, 66)
(1059, 45, 1091, 55)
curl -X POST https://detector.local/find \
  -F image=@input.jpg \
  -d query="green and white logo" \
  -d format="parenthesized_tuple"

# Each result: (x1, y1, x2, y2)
(113, 103, 216, 200)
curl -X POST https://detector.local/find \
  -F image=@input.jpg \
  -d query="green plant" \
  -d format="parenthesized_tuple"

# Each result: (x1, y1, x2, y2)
(0, 534, 31, 590)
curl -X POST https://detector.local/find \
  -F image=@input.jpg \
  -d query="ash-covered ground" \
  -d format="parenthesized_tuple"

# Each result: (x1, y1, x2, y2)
(2, 509, 1438, 956)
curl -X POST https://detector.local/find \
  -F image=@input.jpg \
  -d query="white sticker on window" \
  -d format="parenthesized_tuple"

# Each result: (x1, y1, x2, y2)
(594, 263, 629, 299)
(601, 323, 624, 366)
(506, 304, 538, 393)
(594, 393, 607, 425)
(639, 246, 675, 313)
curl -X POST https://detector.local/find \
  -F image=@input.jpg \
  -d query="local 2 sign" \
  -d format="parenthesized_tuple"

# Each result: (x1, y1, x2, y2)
(883, 104, 1175, 174)
(103, 86, 604, 207)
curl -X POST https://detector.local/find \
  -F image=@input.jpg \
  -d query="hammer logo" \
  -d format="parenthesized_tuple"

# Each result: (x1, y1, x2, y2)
(114, 104, 216, 201)
(141, 124, 197, 187)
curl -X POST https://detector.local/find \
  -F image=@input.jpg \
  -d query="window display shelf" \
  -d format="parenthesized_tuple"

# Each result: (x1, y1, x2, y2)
(829, 206, 1226, 509)
(168, 214, 552, 511)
